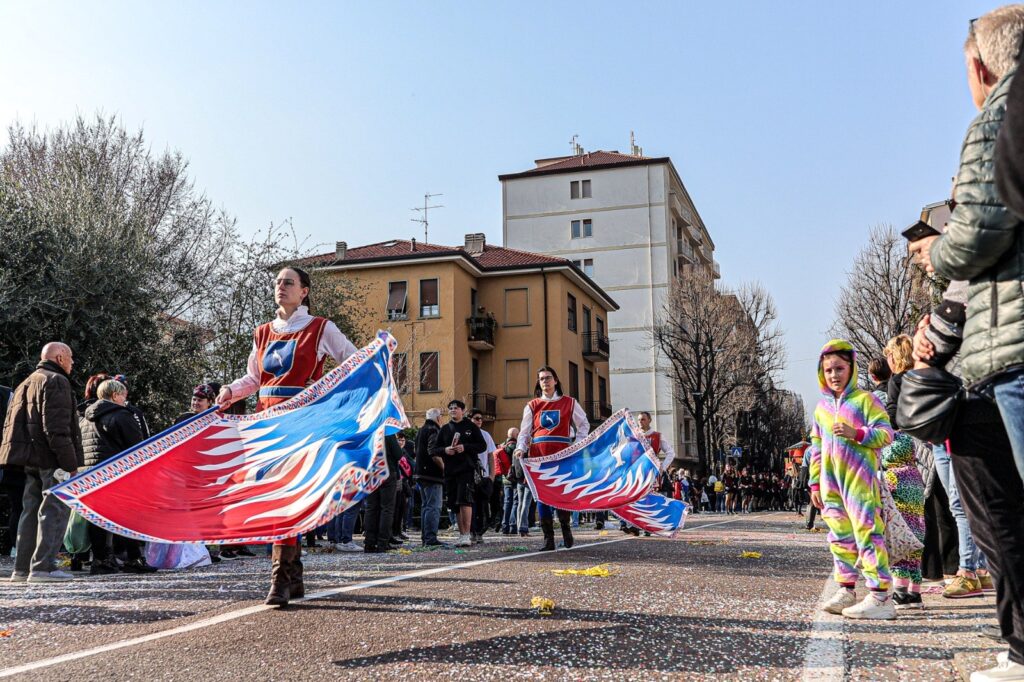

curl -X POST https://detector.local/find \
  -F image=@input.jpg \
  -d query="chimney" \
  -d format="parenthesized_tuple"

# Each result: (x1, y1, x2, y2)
(464, 233, 486, 255)
(335, 241, 347, 260)
(411, 238, 417, 252)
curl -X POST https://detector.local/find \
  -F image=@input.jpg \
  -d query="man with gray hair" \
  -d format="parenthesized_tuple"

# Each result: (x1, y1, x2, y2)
(414, 408, 445, 546)
(909, 6, 1024, 680)
(0, 342, 83, 583)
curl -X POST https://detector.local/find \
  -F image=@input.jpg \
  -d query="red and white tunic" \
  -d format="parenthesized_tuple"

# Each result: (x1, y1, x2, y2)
(643, 428, 676, 471)
(227, 306, 357, 412)
(515, 394, 590, 458)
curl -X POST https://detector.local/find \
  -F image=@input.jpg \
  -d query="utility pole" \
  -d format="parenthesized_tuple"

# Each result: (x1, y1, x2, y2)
(411, 193, 443, 243)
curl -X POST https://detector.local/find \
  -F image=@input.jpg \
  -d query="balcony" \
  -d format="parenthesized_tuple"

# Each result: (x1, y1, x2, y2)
(713, 260, 721, 279)
(467, 315, 496, 350)
(582, 331, 610, 361)
(676, 239, 695, 262)
(584, 400, 613, 425)
(469, 392, 496, 420)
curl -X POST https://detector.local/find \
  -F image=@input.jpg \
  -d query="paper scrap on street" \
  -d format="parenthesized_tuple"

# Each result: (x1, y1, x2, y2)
(740, 551, 763, 559)
(552, 563, 616, 577)
(531, 596, 555, 615)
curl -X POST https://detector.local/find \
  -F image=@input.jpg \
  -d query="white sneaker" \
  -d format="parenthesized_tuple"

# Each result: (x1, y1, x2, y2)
(455, 534, 472, 548)
(334, 541, 362, 553)
(28, 570, 74, 583)
(842, 592, 897, 620)
(970, 657, 1024, 682)
(822, 587, 857, 615)
(9, 572, 28, 583)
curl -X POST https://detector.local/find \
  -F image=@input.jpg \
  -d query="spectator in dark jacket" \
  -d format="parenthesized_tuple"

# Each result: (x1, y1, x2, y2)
(0, 384, 24, 557)
(0, 343, 83, 583)
(430, 400, 486, 548)
(78, 379, 155, 574)
(415, 409, 444, 546)
(362, 434, 403, 553)
(498, 428, 519, 534)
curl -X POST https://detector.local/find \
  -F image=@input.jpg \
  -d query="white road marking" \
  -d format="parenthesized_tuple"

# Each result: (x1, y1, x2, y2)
(801, 578, 846, 682)
(0, 516, 743, 678)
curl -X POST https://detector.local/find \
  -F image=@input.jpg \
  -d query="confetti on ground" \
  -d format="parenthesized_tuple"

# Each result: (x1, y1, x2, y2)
(0, 629, 13, 638)
(551, 563, 616, 578)
(500, 546, 529, 553)
(394, 548, 413, 555)
(807, 527, 825, 533)
(686, 539, 725, 546)
(530, 596, 555, 616)
(598, 531, 609, 536)
(740, 551, 763, 559)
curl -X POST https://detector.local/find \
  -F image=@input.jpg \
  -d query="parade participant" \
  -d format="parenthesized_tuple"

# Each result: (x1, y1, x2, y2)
(217, 266, 357, 607)
(174, 384, 216, 425)
(808, 339, 895, 620)
(514, 366, 590, 552)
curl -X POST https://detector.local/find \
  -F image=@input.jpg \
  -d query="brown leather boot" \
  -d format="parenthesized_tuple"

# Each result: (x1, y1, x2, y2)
(557, 510, 574, 549)
(540, 520, 556, 552)
(265, 544, 292, 607)
(290, 545, 304, 599)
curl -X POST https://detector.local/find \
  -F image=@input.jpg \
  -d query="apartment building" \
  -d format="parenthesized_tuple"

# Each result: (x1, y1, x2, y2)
(306, 234, 618, 439)
(500, 148, 719, 463)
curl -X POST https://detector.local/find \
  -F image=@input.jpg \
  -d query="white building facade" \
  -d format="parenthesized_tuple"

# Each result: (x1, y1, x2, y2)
(500, 150, 718, 463)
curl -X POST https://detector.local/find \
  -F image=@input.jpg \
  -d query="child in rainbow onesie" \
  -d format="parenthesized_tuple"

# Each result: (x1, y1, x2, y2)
(808, 339, 896, 620)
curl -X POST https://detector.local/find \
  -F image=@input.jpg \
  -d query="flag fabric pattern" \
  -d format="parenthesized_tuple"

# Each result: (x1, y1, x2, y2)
(51, 332, 408, 544)
(611, 493, 688, 538)
(522, 409, 658, 512)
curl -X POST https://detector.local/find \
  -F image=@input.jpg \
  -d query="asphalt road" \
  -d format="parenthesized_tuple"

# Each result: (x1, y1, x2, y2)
(0, 513, 1006, 680)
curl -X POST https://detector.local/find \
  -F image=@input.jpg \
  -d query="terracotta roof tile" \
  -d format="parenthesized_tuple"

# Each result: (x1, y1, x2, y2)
(531, 150, 649, 172)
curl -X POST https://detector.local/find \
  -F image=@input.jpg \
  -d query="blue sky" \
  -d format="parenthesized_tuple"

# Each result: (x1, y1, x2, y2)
(0, 1, 997, 420)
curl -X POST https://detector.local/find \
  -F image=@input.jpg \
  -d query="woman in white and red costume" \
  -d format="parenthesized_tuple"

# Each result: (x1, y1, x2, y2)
(514, 366, 590, 551)
(217, 266, 356, 606)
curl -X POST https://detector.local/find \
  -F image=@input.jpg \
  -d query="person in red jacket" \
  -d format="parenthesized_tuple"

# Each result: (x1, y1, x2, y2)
(217, 266, 356, 607)
(514, 366, 589, 552)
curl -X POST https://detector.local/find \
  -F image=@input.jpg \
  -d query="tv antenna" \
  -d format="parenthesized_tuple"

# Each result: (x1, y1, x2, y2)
(411, 192, 444, 243)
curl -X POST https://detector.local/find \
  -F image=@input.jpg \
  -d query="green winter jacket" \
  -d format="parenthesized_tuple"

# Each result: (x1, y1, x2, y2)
(931, 66, 1024, 386)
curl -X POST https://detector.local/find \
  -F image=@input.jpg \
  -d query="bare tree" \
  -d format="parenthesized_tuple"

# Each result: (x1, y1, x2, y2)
(830, 224, 933, 380)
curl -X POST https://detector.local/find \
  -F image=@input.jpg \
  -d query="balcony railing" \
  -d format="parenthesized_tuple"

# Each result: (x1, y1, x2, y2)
(676, 239, 694, 262)
(467, 316, 496, 350)
(469, 392, 496, 420)
(582, 331, 610, 361)
(583, 400, 613, 424)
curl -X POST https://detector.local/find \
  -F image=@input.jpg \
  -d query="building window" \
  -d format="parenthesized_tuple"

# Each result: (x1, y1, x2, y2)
(570, 218, 592, 239)
(582, 306, 592, 335)
(584, 369, 594, 405)
(570, 258, 594, 277)
(419, 352, 439, 392)
(568, 361, 579, 399)
(567, 293, 577, 333)
(570, 179, 592, 199)
(386, 281, 408, 320)
(598, 376, 608, 405)
(504, 358, 531, 398)
(596, 317, 605, 337)
(503, 287, 530, 326)
(393, 352, 409, 393)
(419, 279, 439, 318)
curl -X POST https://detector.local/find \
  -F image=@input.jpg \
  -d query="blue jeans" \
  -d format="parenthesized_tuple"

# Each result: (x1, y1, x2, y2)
(418, 482, 442, 544)
(515, 483, 533, 532)
(991, 368, 1024, 483)
(337, 500, 362, 544)
(501, 485, 517, 531)
(933, 441, 985, 571)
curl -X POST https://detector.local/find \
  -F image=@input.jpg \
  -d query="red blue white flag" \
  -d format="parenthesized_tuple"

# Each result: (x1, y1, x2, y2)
(51, 332, 408, 544)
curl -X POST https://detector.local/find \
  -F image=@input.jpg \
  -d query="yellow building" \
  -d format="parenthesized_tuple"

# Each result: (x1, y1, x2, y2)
(308, 233, 618, 439)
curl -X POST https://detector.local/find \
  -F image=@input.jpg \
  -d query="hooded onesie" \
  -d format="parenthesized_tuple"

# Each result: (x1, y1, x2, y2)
(807, 339, 894, 591)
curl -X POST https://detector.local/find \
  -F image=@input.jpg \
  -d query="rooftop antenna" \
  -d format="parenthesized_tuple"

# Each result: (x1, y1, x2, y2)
(570, 134, 583, 156)
(630, 130, 643, 156)
(411, 192, 443, 243)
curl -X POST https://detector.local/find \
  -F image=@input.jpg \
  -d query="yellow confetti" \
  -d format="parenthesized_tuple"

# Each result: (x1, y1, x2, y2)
(531, 596, 555, 616)
(0, 629, 12, 638)
(551, 563, 616, 577)
(740, 551, 762, 559)
(598, 530, 609, 537)
(395, 548, 413, 555)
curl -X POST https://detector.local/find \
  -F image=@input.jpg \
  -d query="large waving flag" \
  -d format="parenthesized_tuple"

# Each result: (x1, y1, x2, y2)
(51, 332, 408, 544)
(521, 409, 660, 512)
(612, 493, 688, 538)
